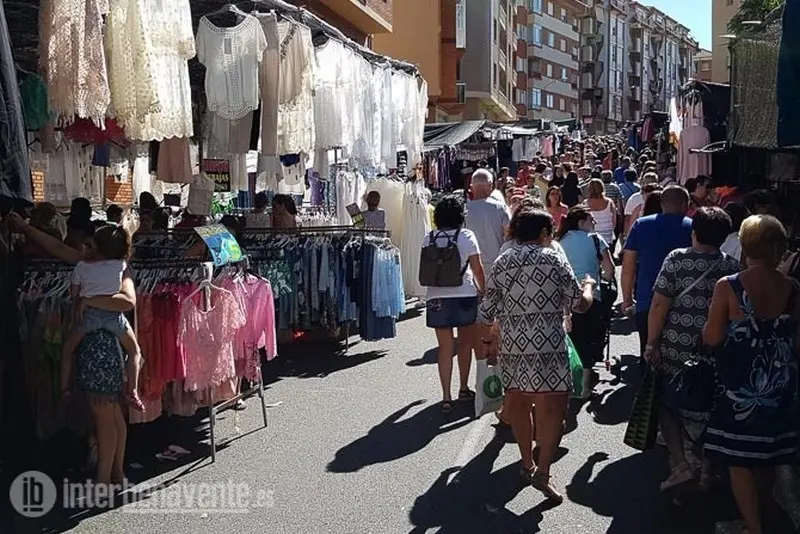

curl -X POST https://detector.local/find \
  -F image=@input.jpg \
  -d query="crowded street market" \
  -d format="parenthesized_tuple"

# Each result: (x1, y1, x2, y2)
(2, 0, 800, 533)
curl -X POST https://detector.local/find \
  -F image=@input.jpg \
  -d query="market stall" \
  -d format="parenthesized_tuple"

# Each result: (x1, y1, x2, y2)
(0, 0, 425, 470)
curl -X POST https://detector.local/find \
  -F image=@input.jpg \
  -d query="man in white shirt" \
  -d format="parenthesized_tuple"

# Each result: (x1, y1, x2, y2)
(466, 169, 510, 272)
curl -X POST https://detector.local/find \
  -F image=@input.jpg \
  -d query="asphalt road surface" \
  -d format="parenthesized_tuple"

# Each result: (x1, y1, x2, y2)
(8, 303, 780, 534)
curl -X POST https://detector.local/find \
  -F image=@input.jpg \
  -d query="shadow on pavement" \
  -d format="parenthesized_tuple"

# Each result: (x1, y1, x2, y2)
(610, 317, 637, 336)
(567, 450, 745, 534)
(587, 355, 640, 427)
(328, 400, 472, 473)
(408, 433, 560, 533)
(263, 346, 388, 385)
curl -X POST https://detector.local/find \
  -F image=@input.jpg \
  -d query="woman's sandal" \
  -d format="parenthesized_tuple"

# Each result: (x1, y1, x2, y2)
(531, 471, 564, 504)
(441, 400, 455, 413)
(458, 389, 475, 402)
(519, 466, 535, 484)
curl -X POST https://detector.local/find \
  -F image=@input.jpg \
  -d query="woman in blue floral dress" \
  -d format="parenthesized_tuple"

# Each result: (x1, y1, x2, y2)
(703, 215, 800, 534)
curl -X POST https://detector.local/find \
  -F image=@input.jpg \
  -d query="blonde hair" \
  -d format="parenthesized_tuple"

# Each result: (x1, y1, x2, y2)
(588, 179, 605, 199)
(739, 214, 787, 265)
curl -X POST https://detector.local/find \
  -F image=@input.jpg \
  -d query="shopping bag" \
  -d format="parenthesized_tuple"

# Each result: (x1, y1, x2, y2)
(474, 359, 504, 418)
(623, 366, 661, 451)
(567, 335, 583, 399)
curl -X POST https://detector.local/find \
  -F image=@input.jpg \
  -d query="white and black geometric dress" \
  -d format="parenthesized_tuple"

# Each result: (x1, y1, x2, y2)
(479, 244, 584, 393)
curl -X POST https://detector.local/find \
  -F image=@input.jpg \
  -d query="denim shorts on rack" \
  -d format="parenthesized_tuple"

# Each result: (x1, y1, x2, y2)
(426, 296, 479, 329)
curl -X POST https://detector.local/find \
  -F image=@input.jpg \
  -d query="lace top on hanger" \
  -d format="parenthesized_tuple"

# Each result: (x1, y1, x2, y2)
(39, 0, 111, 127)
(197, 14, 268, 120)
(123, 0, 196, 141)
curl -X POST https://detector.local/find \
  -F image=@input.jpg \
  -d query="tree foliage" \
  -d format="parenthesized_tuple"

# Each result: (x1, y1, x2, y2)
(728, 0, 783, 35)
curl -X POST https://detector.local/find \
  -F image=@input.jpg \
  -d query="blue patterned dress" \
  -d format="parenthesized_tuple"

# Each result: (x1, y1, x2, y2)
(704, 274, 800, 466)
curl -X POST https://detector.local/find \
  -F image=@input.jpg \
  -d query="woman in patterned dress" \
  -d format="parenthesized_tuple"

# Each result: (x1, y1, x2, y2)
(645, 207, 740, 491)
(703, 215, 800, 534)
(479, 209, 594, 502)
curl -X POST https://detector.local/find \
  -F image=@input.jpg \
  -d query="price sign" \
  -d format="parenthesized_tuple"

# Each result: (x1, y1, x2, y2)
(202, 159, 231, 192)
(346, 203, 364, 228)
(194, 224, 243, 266)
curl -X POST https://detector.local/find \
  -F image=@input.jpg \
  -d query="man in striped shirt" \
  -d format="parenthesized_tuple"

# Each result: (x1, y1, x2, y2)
(601, 169, 624, 252)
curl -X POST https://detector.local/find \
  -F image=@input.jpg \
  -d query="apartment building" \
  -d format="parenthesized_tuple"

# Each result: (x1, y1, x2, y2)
(627, 3, 697, 122)
(288, 0, 393, 44)
(462, 0, 518, 121)
(579, 0, 628, 135)
(711, 0, 741, 83)
(694, 49, 713, 82)
(515, 0, 587, 121)
(374, 0, 467, 122)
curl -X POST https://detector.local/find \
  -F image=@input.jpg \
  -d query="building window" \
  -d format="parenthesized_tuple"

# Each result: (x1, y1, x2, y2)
(534, 25, 542, 45)
(547, 1, 554, 16)
(547, 31, 555, 47)
(516, 57, 526, 72)
(559, 98, 566, 111)
(531, 88, 542, 107)
(560, 8, 567, 21)
(701, 61, 710, 71)
(516, 89, 525, 105)
(546, 94, 554, 108)
(493, 20, 498, 42)
(572, 101, 578, 115)
(493, 63, 497, 85)
(561, 67, 568, 81)
(560, 38, 567, 52)
(532, 0, 542, 13)
(546, 63, 553, 77)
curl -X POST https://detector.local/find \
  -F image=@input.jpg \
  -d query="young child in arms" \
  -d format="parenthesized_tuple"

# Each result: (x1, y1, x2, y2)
(61, 224, 144, 410)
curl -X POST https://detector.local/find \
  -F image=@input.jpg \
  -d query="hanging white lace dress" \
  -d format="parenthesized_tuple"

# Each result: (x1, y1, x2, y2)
(124, 0, 195, 141)
(400, 180, 432, 298)
(39, 0, 111, 126)
(196, 15, 267, 120)
(276, 21, 316, 156)
(313, 39, 348, 150)
(105, 0, 160, 134)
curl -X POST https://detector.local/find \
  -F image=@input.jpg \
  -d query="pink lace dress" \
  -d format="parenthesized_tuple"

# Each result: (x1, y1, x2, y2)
(178, 287, 246, 392)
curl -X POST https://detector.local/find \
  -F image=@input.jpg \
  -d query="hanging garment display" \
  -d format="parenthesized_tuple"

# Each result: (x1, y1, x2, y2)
(676, 126, 711, 183)
(18, 71, 50, 132)
(314, 39, 354, 151)
(196, 14, 267, 120)
(156, 137, 193, 183)
(335, 170, 367, 225)
(124, 0, 196, 141)
(0, 1, 32, 205)
(400, 179, 432, 299)
(255, 12, 281, 157)
(368, 176, 406, 247)
(39, 0, 111, 126)
(276, 21, 316, 156)
(105, 0, 160, 135)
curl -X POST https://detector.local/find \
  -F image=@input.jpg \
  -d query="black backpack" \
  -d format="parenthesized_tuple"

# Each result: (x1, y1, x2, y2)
(419, 230, 468, 287)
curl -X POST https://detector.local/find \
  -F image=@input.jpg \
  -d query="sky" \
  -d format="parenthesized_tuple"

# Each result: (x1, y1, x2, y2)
(640, 0, 713, 50)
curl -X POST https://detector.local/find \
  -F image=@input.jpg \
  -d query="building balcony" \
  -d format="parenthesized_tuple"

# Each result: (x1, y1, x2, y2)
(317, 0, 392, 34)
(540, 12, 579, 41)
(498, 1, 508, 29)
(532, 77, 578, 99)
(530, 44, 578, 70)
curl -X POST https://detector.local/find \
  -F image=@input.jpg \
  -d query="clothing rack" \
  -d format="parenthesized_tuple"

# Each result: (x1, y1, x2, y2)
(242, 225, 391, 236)
(239, 0, 420, 77)
(131, 258, 269, 463)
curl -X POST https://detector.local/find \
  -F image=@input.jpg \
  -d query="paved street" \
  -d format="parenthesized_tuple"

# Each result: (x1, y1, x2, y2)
(7, 305, 770, 534)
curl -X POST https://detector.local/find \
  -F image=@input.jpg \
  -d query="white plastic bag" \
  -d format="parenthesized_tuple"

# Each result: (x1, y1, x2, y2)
(474, 359, 504, 418)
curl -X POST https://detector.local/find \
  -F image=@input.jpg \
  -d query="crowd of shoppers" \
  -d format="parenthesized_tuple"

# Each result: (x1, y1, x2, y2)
(418, 135, 800, 533)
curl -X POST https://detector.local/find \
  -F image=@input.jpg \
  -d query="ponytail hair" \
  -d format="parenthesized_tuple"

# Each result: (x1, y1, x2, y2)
(557, 205, 592, 240)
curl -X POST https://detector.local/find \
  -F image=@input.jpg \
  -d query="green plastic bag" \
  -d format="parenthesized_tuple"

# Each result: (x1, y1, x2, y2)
(567, 335, 583, 399)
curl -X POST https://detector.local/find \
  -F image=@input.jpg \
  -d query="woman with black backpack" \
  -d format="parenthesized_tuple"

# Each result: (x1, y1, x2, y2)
(419, 195, 485, 413)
